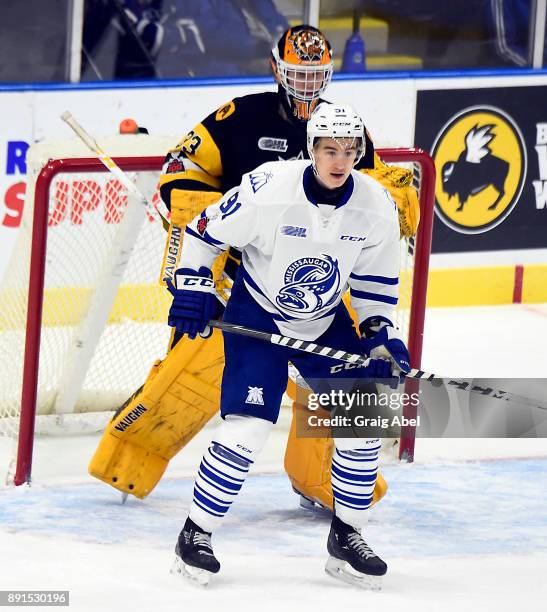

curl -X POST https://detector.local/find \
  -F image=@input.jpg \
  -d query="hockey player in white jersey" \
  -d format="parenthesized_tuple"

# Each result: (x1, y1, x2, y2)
(167, 103, 410, 588)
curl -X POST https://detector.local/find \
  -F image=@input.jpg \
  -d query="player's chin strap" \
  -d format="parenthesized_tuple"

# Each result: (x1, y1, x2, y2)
(208, 319, 547, 412)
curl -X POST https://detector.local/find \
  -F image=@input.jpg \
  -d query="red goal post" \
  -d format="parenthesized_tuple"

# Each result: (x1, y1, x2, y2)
(7, 148, 435, 486)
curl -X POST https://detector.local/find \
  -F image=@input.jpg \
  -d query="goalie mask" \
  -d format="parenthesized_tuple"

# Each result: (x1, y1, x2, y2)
(270, 25, 333, 122)
(306, 103, 366, 168)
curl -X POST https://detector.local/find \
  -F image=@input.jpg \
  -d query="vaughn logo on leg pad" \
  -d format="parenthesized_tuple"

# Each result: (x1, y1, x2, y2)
(245, 387, 264, 405)
(114, 404, 148, 432)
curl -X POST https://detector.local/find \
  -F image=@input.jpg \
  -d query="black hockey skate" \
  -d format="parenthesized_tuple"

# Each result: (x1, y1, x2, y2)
(171, 517, 220, 587)
(325, 515, 387, 590)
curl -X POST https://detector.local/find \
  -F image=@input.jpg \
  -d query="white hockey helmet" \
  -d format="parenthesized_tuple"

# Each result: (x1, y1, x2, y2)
(306, 103, 366, 167)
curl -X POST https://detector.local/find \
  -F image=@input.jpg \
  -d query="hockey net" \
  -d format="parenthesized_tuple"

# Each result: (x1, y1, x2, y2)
(0, 140, 435, 485)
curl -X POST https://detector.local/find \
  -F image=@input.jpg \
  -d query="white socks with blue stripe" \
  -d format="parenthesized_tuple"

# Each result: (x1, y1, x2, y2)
(189, 415, 272, 533)
(188, 417, 379, 533)
(331, 437, 381, 530)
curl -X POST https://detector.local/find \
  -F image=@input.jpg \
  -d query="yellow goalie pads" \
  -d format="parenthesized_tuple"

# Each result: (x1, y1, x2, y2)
(89, 330, 224, 498)
(284, 290, 388, 510)
(284, 402, 388, 509)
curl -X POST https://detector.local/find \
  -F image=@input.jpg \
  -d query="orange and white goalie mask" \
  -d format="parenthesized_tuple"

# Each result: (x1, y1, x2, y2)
(270, 25, 333, 122)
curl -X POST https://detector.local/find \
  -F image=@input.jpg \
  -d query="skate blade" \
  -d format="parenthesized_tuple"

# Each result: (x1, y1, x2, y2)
(299, 494, 321, 511)
(170, 555, 213, 588)
(293, 488, 329, 514)
(325, 556, 382, 591)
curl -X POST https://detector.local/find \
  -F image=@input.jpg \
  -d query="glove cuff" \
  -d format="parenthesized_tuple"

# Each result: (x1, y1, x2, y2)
(359, 315, 394, 339)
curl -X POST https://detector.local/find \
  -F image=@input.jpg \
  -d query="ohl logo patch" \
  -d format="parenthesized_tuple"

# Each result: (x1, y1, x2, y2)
(432, 106, 527, 234)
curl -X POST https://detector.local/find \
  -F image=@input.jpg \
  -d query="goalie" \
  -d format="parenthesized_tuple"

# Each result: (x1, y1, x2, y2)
(89, 25, 420, 508)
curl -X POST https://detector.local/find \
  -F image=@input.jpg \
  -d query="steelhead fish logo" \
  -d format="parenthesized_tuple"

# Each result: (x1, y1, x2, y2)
(276, 254, 341, 314)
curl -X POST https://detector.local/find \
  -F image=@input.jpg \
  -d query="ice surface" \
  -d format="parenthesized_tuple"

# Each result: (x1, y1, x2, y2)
(1, 304, 547, 610)
(1, 459, 546, 611)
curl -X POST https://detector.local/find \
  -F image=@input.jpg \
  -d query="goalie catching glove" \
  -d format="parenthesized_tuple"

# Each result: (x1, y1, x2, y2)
(365, 160, 420, 239)
(360, 316, 411, 382)
(167, 266, 222, 339)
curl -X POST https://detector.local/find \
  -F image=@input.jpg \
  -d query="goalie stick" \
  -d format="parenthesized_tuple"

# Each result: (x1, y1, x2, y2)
(209, 320, 547, 412)
(61, 111, 170, 231)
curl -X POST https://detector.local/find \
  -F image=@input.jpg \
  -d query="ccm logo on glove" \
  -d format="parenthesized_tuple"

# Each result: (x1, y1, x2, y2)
(176, 276, 215, 291)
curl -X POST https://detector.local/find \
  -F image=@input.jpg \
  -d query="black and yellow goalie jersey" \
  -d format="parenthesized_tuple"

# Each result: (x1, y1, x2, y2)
(159, 91, 375, 205)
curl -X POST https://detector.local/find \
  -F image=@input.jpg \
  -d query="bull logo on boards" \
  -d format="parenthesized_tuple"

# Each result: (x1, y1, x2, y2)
(431, 106, 526, 234)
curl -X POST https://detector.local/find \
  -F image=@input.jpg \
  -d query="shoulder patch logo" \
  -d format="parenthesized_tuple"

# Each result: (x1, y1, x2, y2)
(258, 137, 288, 153)
(162, 150, 185, 174)
(249, 170, 273, 193)
(196, 216, 209, 235)
(215, 101, 236, 121)
(166, 159, 184, 174)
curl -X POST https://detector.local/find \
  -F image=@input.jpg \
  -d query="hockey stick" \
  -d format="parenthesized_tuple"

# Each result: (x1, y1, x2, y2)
(60, 111, 170, 231)
(208, 320, 547, 412)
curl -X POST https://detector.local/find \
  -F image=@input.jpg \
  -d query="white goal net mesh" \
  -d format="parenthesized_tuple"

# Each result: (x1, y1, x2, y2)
(0, 136, 175, 438)
(0, 140, 431, 463)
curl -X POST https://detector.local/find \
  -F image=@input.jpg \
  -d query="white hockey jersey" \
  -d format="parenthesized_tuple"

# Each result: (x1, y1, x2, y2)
(180, 160, 400, 341)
